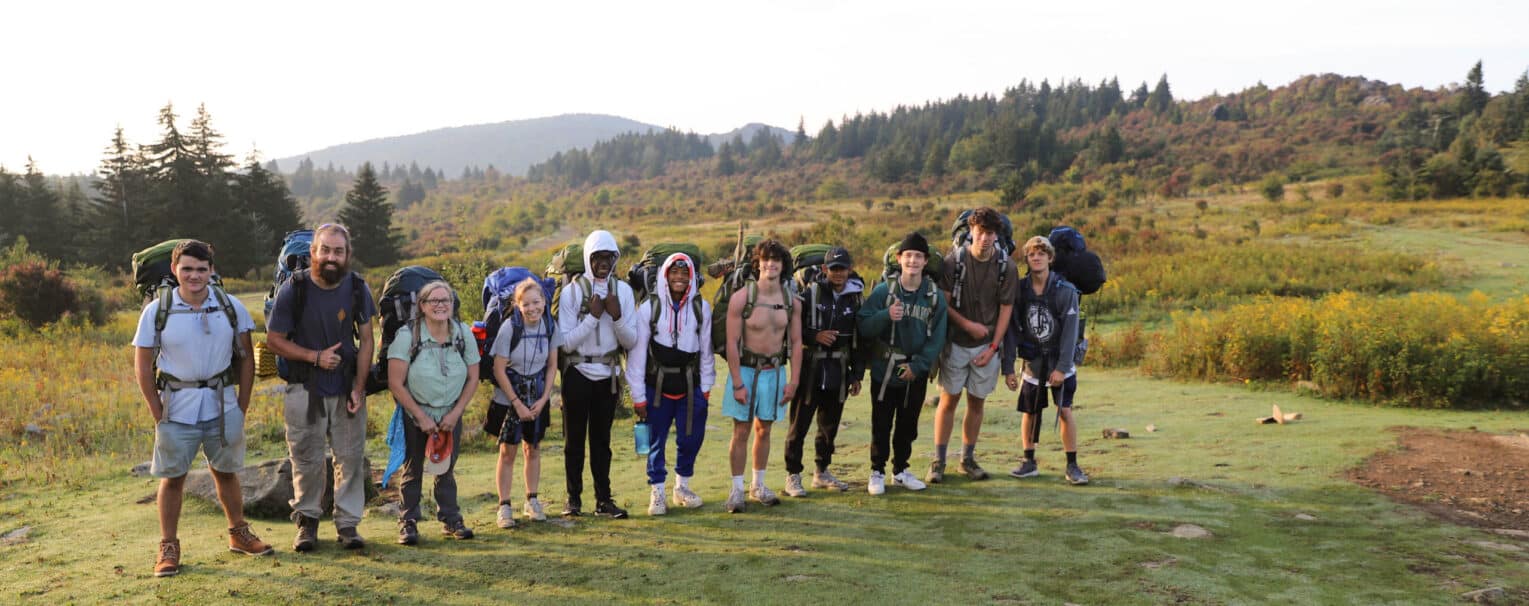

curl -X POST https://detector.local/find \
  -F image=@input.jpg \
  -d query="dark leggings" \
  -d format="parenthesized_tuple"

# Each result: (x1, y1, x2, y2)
(561, 369, 617, 504)
(784, 385, 846, 475)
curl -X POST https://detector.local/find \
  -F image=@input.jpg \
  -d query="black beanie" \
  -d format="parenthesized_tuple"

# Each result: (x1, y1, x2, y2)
(897, 232, 929, 256)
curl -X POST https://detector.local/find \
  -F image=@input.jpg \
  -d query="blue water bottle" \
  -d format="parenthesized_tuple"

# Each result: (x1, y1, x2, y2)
(633, 421, 651, 456)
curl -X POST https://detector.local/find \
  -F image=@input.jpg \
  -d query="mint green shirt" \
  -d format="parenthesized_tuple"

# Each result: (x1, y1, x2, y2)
(387, 320, 480, 421)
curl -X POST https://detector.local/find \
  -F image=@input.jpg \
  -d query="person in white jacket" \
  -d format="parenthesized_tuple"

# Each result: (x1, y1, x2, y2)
(556, 230, 639, 518)
(626, 253, 715, 516)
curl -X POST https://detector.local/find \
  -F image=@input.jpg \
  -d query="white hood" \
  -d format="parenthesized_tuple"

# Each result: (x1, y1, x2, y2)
(624, 252, 715, 400)
(583, 230, 620, 284)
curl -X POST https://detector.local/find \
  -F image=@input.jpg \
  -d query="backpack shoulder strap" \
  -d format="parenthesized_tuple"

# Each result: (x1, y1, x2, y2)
(690, 297, 705, 339)
(743, 280, 758, 319)
(408, 317, 425, 362)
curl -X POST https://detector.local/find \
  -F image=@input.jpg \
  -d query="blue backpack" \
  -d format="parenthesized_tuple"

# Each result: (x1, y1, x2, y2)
(264, 229, 314, 317)
(475, 267, 556, 381)
(1047, 226, 1106, 295)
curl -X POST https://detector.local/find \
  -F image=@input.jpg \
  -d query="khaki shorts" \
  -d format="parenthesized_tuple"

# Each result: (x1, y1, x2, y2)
(939, 343, 1000, 399)
(151, 406, 246, 478)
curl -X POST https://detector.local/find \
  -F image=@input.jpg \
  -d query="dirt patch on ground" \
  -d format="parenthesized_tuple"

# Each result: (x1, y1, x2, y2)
(1348, 427, 1529, 532)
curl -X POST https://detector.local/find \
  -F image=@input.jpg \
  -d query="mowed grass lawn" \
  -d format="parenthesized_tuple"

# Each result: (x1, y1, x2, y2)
(2, 365, 1525, 605)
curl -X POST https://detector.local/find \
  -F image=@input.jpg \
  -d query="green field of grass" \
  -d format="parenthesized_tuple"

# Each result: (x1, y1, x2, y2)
(2, 190, 1526, 604)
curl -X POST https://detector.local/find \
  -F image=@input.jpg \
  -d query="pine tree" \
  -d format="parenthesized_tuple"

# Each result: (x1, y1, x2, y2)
(1458, 61, 1490, 117)
(1147, 75, 1174, 114)
(233, 152, 304, 271)
(19, 158, 66, 260)
(793, 117, 809, 151)
(337, 162, 401, 266)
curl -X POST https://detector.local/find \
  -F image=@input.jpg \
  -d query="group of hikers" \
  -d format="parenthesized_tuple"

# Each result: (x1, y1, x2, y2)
(134, 207, 1093, 577)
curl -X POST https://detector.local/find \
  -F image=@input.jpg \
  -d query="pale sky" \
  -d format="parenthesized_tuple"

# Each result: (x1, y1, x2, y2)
(4, 0, 1526, 175)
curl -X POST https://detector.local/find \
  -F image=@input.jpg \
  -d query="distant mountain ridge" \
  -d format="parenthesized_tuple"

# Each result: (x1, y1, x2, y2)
(273, 113, 792, 177)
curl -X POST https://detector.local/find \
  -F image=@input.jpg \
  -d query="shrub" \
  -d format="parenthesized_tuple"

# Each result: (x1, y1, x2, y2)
(1142, 292, 1529, 408)
(0, 260, 81, 328)
(1259, 173, 1286, 202)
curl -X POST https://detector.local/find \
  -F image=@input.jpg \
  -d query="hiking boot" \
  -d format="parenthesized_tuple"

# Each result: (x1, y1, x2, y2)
(867, 471, 886, 495)
(397, 520, 418, 546)
(1065, 463, 1090, 486)
(561, 497, 582, 518)
(672, 485, 704, 509)
(228, 522, 273, 555)
(442, 520, 474, 540)
(648, 485, 668, 516)
(336, 526, 366, 550)
(594, 500, 629, 519)
(812, 469, 849, 491)
(1009, 460, 1039, 479)
(292, 515, 319, 552)
(750, 484, 781, 506)
(154, 539, 181, 577)
(959, 457, 990, 481)
(925, 460, 946, 484)
(892, 470, 927, 491)
(524, 497, 547, 522)
(783, 473, 808, 497)
(724, 486, 746, 513)
(497, 504, 518, 529)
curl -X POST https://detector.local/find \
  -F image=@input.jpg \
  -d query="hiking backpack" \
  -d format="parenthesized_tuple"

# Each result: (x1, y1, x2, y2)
(546, 242, 586, 322)
(474, 266, 557, 381)
(627, 243, 707, 301)
(1047, 226, 1106, 295)
(948, 209, 1015, 310)
(263, 229, 314, 317)
(132, 239, 224, 303)
(366, 265, 465, 394)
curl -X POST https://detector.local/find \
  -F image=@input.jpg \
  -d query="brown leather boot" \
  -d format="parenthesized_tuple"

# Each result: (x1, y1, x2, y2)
(293, 515, 319, 552)
(228, 522, 274, 555)
(154, 539, 181, 577)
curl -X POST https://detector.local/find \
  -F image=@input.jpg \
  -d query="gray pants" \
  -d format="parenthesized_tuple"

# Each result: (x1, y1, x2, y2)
(399, 414, 463, 524)
(283, 384, 368, 528)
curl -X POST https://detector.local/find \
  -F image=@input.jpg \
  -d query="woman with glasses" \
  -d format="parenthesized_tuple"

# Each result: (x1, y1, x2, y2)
(386, 280, 480, 545)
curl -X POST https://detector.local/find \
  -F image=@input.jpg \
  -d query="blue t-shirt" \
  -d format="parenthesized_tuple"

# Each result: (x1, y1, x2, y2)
(266, 272, 377, 396)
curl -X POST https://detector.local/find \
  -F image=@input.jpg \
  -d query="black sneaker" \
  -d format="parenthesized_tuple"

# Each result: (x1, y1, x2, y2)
(1065, 464, 1090, 486)
(397, 520, 419, 546)
(561, 497, 583, 517)
(1009, 460, 1039, 478)
(292, 515, 319, 552)
(337, 526, 366, 550)
(594, 500, 629, 519)
(442, 520, 474, 540)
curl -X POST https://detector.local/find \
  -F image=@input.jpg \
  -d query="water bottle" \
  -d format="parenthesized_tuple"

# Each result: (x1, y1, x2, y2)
(633, 421, 651, 456)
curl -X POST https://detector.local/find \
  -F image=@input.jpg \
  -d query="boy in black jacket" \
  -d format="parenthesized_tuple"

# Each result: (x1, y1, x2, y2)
(782, 247, 864, 496)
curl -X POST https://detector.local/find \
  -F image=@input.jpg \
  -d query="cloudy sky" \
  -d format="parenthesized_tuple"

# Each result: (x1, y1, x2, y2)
(4, 0, 1526, 174)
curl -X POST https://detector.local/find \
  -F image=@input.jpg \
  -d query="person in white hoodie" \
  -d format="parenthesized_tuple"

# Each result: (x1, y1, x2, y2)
(625, 253, 715, 516)
(556, 230, 639, 519)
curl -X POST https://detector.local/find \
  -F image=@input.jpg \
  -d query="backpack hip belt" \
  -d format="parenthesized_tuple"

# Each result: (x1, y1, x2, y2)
(565, 350, 622, 394)
(739, 348, 786, 370)
(808, 349, 852, 403)
(876, 352, 910, 403)
(155, 367, 236, 446)
(651, 361, 699, 437)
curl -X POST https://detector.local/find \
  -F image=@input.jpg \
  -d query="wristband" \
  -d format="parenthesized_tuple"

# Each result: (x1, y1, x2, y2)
(989, 342, 999, 352)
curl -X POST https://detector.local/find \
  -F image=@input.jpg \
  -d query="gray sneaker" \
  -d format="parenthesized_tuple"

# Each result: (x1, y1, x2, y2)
(1065, 464, 1090, 486)
(523, 497, 547, 522)
(783, 473, 808, 497)
(1009, 460, 1039, 478)
(812, 470, 849, 491)
(672, 485, 704, 509)
(750, 484, 781, 506)
(725, 486, 747, 513)
(959, 457, 990, 481)
(926, 460, 946, 484)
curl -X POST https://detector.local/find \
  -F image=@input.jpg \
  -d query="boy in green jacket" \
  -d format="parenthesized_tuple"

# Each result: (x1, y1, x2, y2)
(857, 232, 948, 495)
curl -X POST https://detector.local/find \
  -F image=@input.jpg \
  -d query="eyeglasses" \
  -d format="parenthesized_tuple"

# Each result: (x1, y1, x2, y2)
(422, 298, 453, 307)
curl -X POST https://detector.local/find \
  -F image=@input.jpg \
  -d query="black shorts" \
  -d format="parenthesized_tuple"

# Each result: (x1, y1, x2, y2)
(488, 402, 551, 446)
(1017, 375, 1077, 414)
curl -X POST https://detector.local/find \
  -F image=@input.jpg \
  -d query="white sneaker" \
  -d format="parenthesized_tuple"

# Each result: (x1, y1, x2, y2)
(868, 471, 886, 495)
(496, 504, 517, 529)
(523, 497, 546, 522)
(672, 484, 704, 509)
(750, 484, 781, 506)
(648, 485, 668, 516)
(892, 470, 927, 491)
(812, 470, 849, 491)
(783, 473, 808, 497)
(725, 487, 747, 513)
